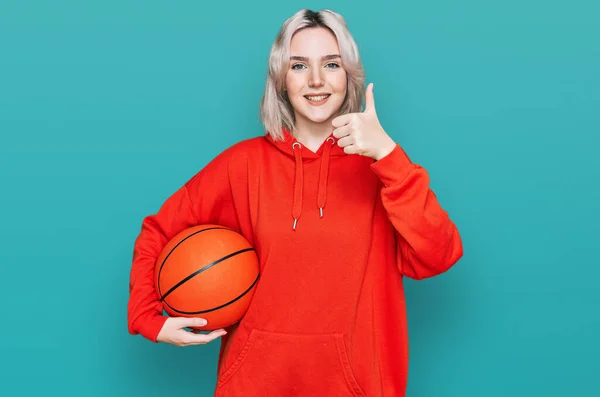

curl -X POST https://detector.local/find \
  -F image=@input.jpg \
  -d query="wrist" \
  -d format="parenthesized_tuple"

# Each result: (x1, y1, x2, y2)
(374, 140, 397, 161)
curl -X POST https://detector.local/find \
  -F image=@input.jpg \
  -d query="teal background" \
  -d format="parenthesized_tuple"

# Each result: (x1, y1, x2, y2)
(1, 0, 598, 396)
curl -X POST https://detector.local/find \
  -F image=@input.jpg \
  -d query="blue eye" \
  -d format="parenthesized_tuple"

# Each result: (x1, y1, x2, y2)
(291, 64, 306, 70)
(325, 62, 340, 69)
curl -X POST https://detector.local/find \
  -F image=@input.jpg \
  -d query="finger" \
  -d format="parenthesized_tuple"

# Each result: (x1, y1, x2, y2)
(343, 144, 359, 155)
(183, 328, 227, 346)
(332, 125, 351, 139)
(364, 83, 375, 113)
(331, 113, 353, 128)
(337, 135, 354, 149)
(191, 327, 220, 334)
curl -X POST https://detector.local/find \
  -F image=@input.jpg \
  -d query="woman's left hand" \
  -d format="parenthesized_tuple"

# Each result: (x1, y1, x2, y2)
(332, 83, 397, 160)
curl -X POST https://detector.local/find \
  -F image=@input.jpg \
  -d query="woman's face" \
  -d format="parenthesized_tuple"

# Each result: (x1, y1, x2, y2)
(285, 27, 347, 127)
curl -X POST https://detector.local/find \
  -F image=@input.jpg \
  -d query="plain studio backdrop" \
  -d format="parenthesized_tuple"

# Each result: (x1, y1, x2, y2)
(0, 1, 598, 396)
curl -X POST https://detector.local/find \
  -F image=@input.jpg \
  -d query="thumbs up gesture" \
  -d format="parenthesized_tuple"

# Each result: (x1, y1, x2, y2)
(332, 83, 397, 160)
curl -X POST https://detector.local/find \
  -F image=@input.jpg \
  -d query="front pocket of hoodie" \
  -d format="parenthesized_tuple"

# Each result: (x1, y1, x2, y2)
(216, 329, 367, 397)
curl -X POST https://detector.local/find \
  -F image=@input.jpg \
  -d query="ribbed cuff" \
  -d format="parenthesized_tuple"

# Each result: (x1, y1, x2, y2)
(138, 314, 169, 343)
(370, 144, 416, 187)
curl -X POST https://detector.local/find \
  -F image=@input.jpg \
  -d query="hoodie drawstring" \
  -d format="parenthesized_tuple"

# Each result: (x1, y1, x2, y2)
(291, 137, 334, 230)
(292, 142, 303, 230)
(317, 137, 334, 218)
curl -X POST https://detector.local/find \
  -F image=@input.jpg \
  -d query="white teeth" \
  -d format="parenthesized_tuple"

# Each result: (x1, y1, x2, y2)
(306, 95, 329, 102)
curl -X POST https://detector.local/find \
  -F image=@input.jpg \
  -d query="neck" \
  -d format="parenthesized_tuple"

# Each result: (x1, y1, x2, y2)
(291, 115, 334, 153)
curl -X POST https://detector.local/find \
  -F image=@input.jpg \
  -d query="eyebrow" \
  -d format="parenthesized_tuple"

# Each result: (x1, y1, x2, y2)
(290, 54, 341, 62)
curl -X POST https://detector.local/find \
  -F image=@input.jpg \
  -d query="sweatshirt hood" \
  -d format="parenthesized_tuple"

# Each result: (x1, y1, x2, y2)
(265, 128, 347, 231)
(266, 127, 347, 160)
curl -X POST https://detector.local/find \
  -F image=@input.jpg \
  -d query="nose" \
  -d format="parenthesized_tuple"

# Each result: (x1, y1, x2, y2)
(308, 66, 324, 88)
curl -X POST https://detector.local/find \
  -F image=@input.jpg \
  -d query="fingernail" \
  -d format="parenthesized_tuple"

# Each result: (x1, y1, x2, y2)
(198, 319, 207, 326)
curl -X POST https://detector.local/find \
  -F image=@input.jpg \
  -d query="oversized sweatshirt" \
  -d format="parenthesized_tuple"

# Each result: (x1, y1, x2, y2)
(127, 128, 463, 397)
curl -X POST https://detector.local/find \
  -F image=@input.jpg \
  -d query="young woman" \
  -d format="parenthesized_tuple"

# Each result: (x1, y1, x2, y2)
(127, 8, 463, 397)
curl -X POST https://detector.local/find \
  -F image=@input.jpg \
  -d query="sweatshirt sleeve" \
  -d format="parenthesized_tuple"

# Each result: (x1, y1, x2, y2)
(127, 149, 238, 342)
(370, 144, 463, 280)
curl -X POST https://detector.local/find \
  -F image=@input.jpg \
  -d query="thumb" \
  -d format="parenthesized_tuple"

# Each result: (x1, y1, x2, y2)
(177, 317, 207, 328)
(364, 83, 375, 113)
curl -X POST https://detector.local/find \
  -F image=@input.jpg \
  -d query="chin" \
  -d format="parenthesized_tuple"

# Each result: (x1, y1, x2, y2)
(301, 106, 343, 124)
(305, 113, 335, 123)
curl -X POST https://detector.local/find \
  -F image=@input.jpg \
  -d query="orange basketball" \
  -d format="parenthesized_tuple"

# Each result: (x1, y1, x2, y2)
(154, 224, 260, 331)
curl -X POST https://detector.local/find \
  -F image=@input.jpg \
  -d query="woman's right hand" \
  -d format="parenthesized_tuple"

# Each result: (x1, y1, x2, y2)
(156, 317, 227, 346)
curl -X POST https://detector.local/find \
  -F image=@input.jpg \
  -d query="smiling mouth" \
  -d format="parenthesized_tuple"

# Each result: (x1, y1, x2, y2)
(304, 94, 331, 103)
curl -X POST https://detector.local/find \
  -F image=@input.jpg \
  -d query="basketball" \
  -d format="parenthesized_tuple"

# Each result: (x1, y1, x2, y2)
(154, 224, 260, 331)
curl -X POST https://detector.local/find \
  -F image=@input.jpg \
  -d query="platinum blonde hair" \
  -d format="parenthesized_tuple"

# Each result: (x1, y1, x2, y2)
(260, 9, 366, 141)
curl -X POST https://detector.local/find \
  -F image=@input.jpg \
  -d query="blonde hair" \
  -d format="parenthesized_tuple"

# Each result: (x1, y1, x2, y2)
(260, 9, 366, 141)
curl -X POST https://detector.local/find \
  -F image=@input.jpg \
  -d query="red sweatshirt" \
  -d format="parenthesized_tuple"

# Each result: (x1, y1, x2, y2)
(128, 128, 463, 397)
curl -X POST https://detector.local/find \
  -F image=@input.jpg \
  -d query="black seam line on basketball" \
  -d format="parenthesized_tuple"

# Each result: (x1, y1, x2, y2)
(164, 272, 260, 315)
(156, 226, 233, 298)
(159, 247, 256, 302)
